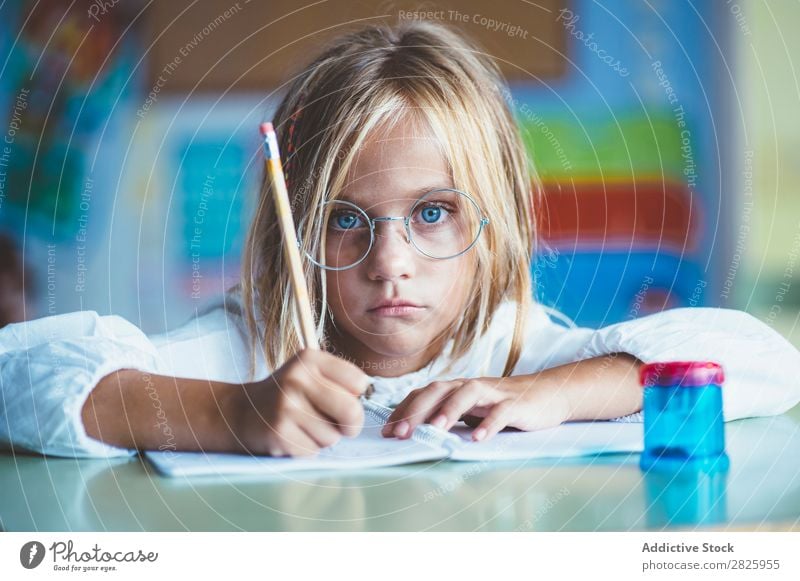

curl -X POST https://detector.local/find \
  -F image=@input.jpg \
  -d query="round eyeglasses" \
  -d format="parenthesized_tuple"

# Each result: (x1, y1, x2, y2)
(298, 188, 490, 271)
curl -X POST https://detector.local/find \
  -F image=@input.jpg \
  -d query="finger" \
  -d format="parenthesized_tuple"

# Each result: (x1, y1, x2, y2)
(310, 351, 371, 396)
(381, 398, 415, 437)
(433, 380, 503, 431)
(298, 412, 344, 449)
(382, 387, 434, 438)
(462, 406, 492, 421)
(473, 400, 516, 442)
(305, 387, 364, 437)
(388, 381, 460, 439)
(275, 420, 322, 457)
(382, 390, 421, 437)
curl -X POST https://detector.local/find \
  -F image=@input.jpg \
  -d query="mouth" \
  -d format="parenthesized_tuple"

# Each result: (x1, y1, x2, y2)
(367, 299, 426, 317)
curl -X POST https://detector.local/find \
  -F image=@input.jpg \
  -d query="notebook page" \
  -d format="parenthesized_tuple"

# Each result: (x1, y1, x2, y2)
(447, 421, 644, 462)
(145, 401, 447, 477)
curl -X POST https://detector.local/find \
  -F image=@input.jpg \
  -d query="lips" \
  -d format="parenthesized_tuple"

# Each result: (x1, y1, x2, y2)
(368, 305, 425, 317)
(368, 299, 421, 311)
(367, 298, 425, 318)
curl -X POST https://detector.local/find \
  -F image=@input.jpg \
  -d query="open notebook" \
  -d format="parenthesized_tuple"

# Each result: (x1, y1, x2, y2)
(145, 400, 643, 477)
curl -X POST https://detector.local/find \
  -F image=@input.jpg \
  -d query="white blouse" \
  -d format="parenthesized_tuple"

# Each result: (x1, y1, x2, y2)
(1, 292, 799, 458)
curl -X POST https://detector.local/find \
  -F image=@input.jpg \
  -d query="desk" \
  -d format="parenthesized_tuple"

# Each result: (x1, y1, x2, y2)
(1, 408, 799, 531)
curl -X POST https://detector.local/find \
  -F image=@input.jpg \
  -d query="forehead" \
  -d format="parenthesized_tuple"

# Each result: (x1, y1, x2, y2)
(339, 115, 452, 208)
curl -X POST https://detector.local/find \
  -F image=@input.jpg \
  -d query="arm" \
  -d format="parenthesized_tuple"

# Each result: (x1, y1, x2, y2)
(511, 305, 800, 422)
(384, 304, 800, 441)
(383, 353, 642, 441)
(541, 352, 642, 421)
(1, 295, 368, 458)
(81, 370, 243, 453)
(0, 312, 162, 458)
(82, 349, 370, 456)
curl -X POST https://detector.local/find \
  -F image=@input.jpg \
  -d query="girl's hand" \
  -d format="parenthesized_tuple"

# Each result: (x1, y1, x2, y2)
(381, 374, 572, 442)
(231, 350, 370, 456)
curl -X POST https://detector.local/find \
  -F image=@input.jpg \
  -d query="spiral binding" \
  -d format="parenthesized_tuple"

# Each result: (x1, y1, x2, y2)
(363, 400, 462, 451)
(364, 400, 392, 424)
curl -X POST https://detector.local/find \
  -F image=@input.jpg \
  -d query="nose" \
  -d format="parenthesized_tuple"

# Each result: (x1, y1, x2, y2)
(366, 219, 415, 281)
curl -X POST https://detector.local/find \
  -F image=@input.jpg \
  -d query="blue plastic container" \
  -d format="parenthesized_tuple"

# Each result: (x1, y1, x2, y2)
(639, 361, 729, 471)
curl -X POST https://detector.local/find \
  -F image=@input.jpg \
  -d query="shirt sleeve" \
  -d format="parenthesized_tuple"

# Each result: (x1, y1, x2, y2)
(513, 304, 800, 423)
(0, 311, 160, 458)
(0, 292, 260, 459)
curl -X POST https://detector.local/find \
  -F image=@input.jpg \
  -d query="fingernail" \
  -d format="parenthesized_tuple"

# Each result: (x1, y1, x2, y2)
(394, 421, 409, 438)
(431, 415, 447, 429)
(473, 428, 487, 442)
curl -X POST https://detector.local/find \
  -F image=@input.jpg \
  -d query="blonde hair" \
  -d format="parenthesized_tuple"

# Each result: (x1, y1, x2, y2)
(241, 20, 536, 377)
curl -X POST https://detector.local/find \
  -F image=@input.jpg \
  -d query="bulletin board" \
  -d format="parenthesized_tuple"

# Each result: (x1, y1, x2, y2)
(144, 0, 568, 92)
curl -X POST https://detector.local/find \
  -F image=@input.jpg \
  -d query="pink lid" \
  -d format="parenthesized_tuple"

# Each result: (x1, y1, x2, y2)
(640, 361, 724, 387)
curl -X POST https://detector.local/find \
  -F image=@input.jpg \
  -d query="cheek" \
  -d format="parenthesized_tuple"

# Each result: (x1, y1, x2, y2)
(324, 271, 359, 317)
(420, 257, 475, 321)
(426, 255, 474, 294)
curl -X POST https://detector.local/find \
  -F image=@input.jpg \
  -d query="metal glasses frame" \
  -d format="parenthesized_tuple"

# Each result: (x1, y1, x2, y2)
(299, 188, 490, 271)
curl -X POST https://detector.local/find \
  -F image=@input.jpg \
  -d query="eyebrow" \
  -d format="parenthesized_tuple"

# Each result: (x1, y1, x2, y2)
(337, 183, 455, 205)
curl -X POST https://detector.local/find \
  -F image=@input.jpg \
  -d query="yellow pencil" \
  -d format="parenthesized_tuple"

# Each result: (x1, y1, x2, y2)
(260, 122, 319, 350)
(259, 122, 374, 399)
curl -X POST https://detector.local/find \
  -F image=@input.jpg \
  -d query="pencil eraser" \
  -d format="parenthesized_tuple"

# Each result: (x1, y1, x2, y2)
(259, 122, 274, 136)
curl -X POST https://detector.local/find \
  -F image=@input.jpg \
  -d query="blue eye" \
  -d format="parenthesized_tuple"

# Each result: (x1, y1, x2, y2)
(420, 205, 443, 223)
(333, 212, 363, 230)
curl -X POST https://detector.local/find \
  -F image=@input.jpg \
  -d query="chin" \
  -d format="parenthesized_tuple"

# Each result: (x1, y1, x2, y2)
(355, 332, 431, 359)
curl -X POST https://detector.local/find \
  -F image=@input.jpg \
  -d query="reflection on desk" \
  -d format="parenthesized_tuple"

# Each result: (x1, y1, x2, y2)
(1, 412, 798, 531)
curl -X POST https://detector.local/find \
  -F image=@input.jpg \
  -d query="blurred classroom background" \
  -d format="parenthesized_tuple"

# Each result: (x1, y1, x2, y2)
(0, 0, 798, 348)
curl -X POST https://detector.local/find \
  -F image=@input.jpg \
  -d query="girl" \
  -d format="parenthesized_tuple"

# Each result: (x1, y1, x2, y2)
(2, 21, 799, 458)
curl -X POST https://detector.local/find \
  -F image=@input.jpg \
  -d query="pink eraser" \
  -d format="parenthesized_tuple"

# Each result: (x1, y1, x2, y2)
(259, 122, 274, 136)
